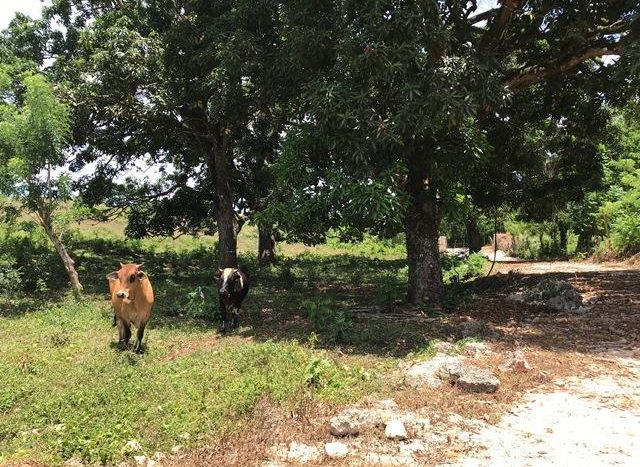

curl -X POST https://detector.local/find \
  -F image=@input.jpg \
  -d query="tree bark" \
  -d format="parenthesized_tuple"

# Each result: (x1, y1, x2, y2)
(39, 215, 83, 297)
(404, 145, 444, 307)
(258, 223, 277, 267)
(466, 216, 483, 253)
(213, 136, 238, 268)
(558, 223, 568, 254)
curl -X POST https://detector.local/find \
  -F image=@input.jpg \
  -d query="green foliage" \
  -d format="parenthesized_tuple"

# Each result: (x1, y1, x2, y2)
(184, 286, 219, 321)
(0, 254, 20, 293)
(441, 253, 486, 284)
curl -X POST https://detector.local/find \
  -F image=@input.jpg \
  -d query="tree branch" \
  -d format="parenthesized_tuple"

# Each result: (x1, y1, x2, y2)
(480, 0, 522, 51)
(468, 8, 499, 25)
(504, 43, 622, 92)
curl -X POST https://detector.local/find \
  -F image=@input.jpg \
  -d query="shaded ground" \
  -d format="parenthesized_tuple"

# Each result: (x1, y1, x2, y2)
(3, 256, 639, 467)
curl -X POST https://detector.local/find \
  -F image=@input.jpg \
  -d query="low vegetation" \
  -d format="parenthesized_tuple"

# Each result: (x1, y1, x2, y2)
(0, 220, 486, 465)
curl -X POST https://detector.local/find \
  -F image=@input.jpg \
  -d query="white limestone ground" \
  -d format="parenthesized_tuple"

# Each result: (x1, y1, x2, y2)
(448, 356, 640, 467)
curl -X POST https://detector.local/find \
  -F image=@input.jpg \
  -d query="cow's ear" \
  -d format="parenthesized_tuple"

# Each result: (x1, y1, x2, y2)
(214, 269, 223, 280)
(106, 271, 118, 281)
(137, 271, 147, 280)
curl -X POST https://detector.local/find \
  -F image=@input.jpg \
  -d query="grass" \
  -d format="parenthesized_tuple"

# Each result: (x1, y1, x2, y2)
(0, 221, 486, 465)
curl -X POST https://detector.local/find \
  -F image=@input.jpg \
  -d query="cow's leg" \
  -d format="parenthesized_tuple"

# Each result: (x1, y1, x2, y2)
(122, 322, 132, 348)
(116, 318, 129, 349)
(218, 298, 228, 333)
(231, 302, 241, 329)
(112, 313, 117, 327)
(133, 324, 146, 353)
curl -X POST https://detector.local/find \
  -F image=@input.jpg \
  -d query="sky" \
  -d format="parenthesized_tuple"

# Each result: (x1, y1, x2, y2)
(0, 0, 50, 30)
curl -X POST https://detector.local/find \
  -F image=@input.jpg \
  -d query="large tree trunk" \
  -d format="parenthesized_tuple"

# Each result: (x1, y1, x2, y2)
(39, 216, 83, 297)
(213, 137, 238, 268)
(404, 145, 444, 307)
(466, 215, 483, 253)
(258, 223, 277, 267)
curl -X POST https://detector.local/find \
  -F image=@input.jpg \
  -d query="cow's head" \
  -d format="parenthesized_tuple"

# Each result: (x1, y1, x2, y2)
(214, 267, 244, 297)
(107, 263, 148, 300)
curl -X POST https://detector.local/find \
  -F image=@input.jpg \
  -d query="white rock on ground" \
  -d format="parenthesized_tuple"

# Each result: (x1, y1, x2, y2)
(125, 440, 142, 451)
(499, 349, 532, 373)
(287, 442, 321, 463)
(133, 455, 147, 466)
(439, 361, 500, 393)
(329, 401, 399, 436)
(463, 342, 491, 358)
(385, 419, 408, 440)
(324, 441, 349, 458)
(405, 355, 465, 389)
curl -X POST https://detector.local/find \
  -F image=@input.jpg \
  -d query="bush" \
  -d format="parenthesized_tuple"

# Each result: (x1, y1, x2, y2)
(0, 255, 21, 294)
(610, 213, 640, 255)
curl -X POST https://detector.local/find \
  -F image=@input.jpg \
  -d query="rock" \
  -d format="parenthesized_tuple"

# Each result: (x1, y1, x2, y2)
(385, 419, 408, 440)
(170, 445, 183, 454)
(399, 439, 425, 455)
(461, 319, 486, 337)
(146, 460, 157, 467)
(405, 355, 465, 389)
(508, 279, 587, 312)
(329, 404, 397, 436)
(268, 443, 289, 460)
(125, 440, 142, 452)
(133, 455, 147, 466)
(287, 442, 321, 463)
(499, 349, 532, 373)
(153, 452, 166, 461)
(440, 361, 500, 393)
(432, 341, 456, 354)
(325, 441, 349, 458)
(463, 342, 491, 358)
(63, 459, 85, 467)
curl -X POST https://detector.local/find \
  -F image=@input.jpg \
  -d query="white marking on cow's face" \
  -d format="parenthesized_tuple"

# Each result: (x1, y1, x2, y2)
(219, 268, 236, 296)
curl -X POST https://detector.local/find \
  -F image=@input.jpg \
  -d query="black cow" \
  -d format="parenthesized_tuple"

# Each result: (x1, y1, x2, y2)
(214, 265, 250, 333)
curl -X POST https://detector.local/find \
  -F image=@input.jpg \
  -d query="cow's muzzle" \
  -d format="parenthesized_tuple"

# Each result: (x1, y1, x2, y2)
(219, 289, 230, 297)
(116, 290, 128, 299)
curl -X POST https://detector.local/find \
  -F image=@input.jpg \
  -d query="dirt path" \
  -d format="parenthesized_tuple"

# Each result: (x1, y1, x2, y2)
(447, 260, 640, 467)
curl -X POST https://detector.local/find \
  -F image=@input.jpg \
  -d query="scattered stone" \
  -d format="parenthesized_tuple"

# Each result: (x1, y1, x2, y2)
(325, 441, 349, 458)
(153, 452, 166, 461)
(179, 432, 191, 440)
(287, 442, 321, 463)
(405, 355, 465, 389)
(170, 445, 183, 454)
(440, 361, 500, 393)
(125, 440, 142, 452)
(268, 443, 289, 460)
(499, 349, 532, 373)
(508, 279, 587, 312)
(329, 402, 398, 436)
(364, 452, 414, 465)
(432, 341, 456, 354)
(399, 439, 425, 455)
(133, 455, 147, 466)
(385, 419, 408, 440)
(463, 342, 491, 358)
(146, 460, 157, 467)
(461, 319, 487, 338)
(63, 459, 85, 467)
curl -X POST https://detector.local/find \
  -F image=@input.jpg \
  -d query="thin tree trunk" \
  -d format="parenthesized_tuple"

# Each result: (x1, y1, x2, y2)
(39, 215, 83, 297)
(213, 137, 238, 268)
(258, 223, 277, 267)
(466, 215, 483, 253)
(404, 144, 444, 307)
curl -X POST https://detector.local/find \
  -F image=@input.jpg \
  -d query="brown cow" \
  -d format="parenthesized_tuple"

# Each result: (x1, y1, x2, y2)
(107, 263, 154, 352)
